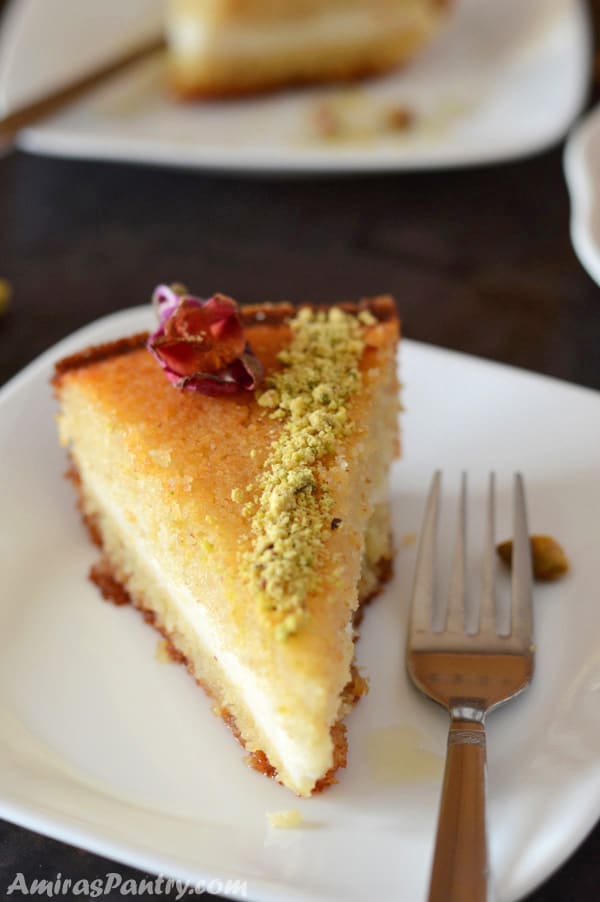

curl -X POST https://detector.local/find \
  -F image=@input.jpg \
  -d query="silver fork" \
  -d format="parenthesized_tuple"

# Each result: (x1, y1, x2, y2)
(407, 472, 534, 902)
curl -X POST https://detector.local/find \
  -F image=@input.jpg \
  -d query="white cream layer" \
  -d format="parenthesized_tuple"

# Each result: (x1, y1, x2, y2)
(82, 466, 331, 794)
(168, 4, 431, 60)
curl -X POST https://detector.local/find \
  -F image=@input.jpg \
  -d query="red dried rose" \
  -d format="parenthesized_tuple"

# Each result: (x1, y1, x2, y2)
(147, 285, 263, 396)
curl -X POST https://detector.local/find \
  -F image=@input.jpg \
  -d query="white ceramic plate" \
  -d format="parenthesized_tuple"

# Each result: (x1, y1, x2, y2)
(1, 307, 600, 902)
(564, 102, 600, 287)
(12, 0, 591, 173)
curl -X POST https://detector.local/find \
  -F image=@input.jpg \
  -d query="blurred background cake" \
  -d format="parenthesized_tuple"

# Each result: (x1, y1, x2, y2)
(166, 0, 449, 97)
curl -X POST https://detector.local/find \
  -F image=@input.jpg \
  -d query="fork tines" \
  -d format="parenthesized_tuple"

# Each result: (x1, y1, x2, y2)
(408, 472, 534, 652)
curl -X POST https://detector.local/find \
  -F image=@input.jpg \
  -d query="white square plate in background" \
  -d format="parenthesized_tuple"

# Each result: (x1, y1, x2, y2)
(0, 0, 591, 173)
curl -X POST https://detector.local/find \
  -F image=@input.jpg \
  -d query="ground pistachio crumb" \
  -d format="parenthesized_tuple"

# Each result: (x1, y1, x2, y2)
(257, 388, 279, 408)
(242, 306, 366, 640)
(358, 309, 376, 326)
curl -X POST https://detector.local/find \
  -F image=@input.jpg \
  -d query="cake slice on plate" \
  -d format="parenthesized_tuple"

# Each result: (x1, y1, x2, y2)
(53, 288, 400, 796)
(166, 0, 449, 97)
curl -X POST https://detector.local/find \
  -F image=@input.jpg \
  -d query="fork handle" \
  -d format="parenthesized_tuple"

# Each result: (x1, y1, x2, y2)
(428, 717, 491, 902)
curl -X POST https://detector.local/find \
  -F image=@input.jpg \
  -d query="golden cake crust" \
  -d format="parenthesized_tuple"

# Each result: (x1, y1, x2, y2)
(52, 298, 397, 385)
(171, 54, 417, 101)
(180, 0, 446, 26)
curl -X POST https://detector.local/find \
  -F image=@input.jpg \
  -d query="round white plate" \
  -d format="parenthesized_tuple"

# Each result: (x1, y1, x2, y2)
(1, 307, 599, 901)
(11, 0, 592, 173)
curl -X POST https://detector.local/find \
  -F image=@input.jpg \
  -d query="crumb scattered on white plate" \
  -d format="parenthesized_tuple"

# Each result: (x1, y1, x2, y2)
(267, 810, 303, 830)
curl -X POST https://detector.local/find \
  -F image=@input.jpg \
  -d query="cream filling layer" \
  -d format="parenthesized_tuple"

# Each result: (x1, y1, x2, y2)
(168, 4, 433, 60)
(81, 465, 333, 793)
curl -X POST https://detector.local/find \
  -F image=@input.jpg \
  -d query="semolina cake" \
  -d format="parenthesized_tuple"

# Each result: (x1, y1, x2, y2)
(166, 0, 449, 97)
(53, 288, 400, 796)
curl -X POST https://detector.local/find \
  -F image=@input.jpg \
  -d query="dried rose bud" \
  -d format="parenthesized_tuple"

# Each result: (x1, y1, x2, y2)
(497, 534, 569, 582)
(148, 284, 263, 396)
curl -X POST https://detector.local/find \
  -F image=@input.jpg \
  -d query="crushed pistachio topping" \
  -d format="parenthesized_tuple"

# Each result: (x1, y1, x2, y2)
(243, 306, 367, 640)
(358, 309, 376, 326)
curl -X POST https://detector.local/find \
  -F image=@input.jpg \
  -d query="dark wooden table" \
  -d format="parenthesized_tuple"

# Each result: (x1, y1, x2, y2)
(1, 22, 600, 902)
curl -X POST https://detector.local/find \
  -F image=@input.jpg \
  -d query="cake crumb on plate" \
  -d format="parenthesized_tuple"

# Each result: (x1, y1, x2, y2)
(267, 810, 303, 829)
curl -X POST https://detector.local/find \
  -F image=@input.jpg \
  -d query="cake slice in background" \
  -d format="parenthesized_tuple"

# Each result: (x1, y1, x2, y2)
(53, 290, 400, 796)
(166, 0, 449, 97)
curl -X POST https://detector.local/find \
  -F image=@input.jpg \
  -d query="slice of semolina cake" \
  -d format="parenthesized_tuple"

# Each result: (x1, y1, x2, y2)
(53, 288, 400, 796)
(166, 0, 449, 97)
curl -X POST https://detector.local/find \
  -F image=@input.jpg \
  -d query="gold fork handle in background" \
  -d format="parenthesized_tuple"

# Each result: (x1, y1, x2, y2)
(0, 37, 164, 153)
(428, 718, 491, 902)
